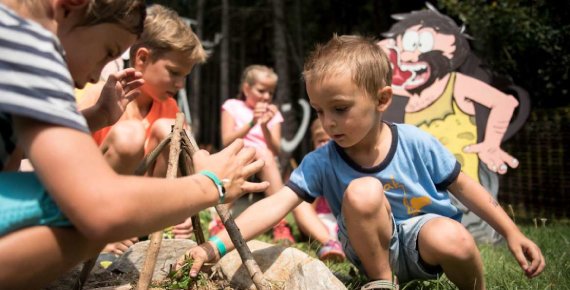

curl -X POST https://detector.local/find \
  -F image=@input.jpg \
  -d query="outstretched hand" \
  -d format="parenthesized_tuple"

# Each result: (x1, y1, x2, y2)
(176, 242, 219, 278)
(96, 68, 144, 126)
(506, 233, 545, 278)
(192, 139, 269, 203)
(463, 142, 519, 174)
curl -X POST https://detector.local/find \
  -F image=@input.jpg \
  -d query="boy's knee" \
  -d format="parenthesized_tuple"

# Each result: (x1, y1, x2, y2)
(423, 218, 478, 261)
(343, 177, 385, 215)
(149, 118, 175, 141)
(107, 121, 146, 157)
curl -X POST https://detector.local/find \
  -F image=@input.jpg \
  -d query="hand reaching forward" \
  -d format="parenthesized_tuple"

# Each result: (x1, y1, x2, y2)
(95, 68, 144, 127)
(176, 241, 219, 278)
(192, 139, 269, 203)
(507, 233, 545, 278)
(463, 142, 519, 174)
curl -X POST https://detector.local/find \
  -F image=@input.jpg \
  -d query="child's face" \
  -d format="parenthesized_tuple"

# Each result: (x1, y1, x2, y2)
(136, 50, 195, 101)
(244, 75, 276, 107)
(306, 71, 386, 149)
(59, 23, 136, 89)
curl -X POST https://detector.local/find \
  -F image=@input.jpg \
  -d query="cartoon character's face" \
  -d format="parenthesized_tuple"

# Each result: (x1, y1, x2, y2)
(382, 25, 456, 95)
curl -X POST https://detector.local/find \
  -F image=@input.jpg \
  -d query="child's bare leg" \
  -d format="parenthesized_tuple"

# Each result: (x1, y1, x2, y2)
(0, 226, 104, 290)
(146, 118, 175, 177)
(342, 177, 393, 281)
(100, 120, 145, 174)
(292, 201, 331, 244)
(418, 218, 484, 290)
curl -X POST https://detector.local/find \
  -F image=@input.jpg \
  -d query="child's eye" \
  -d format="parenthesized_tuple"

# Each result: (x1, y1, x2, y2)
(168, 69, 181, 77)
(335, 107, 347, 113)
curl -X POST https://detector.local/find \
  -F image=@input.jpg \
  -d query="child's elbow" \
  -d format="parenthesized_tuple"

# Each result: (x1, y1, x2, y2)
(71, 206, 127, 242)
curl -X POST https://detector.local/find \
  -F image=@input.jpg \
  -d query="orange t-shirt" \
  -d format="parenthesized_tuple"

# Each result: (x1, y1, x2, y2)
(92, 98, 179, 145)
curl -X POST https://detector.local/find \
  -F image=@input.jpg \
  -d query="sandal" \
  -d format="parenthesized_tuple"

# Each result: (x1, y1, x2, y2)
(361, 280, 399, 290)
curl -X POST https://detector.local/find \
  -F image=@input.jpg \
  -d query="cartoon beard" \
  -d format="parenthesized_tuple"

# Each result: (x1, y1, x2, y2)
(406, 51, 452, 96)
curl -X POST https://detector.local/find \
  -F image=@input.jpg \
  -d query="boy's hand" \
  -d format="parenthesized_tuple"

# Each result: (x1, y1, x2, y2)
(176, 241, 219, 277)
(172, 217, 194, 239)
(96, 68, 144, 126)
(102, 237, 139, 256)
(192, 139, 269, 203)
(507, 234, 545, 278)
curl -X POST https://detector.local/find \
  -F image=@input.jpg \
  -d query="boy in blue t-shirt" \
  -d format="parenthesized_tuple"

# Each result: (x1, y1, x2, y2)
(185, 35, 544, 290)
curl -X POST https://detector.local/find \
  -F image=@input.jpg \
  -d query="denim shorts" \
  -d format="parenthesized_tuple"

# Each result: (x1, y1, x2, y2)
(338, 212, 444, 283)
(0, 172, 71, 236)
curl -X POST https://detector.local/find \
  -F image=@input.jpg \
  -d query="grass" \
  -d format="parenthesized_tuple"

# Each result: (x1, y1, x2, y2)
(163, 213, 570, 290)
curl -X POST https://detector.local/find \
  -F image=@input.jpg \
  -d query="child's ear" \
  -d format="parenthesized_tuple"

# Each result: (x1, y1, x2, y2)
(376, 86, 393, 112)
(134, 48, 150, 70)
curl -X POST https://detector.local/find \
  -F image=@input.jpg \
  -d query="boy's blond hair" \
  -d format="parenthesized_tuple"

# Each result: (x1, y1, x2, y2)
(303, 34, 392, 98)
(130, 5, 207, 64)
(237, 65, 278, 99)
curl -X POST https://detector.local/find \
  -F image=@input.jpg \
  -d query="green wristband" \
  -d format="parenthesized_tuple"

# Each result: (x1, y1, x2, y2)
(249, 119, 255, 127)
(199, 170, 226, 203)
(209, 235, 227, 257)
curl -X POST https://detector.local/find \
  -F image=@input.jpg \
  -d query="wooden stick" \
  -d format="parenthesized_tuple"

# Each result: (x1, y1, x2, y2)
(137, 113, 185, 290)
(74, 135, 174, 289)
(73, 257, 96, 290)
(180, 131, 268, 290)
(177, 151, 206, 244)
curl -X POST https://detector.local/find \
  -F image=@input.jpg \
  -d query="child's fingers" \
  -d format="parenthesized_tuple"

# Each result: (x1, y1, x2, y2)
(525, 246, 544, 277)
(241, 159, 265, 179)
(512, 247, 529, 272)
(189, 256, 205, 277)
(223, 139, 245, 156)
(241, 180, 270, 194)
(235, 146, 257, 165)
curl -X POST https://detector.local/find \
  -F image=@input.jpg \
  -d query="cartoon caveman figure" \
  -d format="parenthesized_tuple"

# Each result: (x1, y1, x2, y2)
(379, 5, 532, 242)
(378, 5, 522, 184)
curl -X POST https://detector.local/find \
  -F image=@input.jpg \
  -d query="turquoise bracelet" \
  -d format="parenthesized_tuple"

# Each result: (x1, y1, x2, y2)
(209, 235, 227, 257)
(199, 170, 226, 204)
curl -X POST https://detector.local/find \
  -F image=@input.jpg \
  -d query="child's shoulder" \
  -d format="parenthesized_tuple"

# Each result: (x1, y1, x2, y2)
(391, 122, 435, 141)
(222, 98, 246, 109)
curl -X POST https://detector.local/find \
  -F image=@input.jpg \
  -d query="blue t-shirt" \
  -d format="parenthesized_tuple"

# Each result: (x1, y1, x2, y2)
(287, 123, 462, 224)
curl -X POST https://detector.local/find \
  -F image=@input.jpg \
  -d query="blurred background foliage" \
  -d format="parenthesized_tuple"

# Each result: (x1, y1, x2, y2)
(148, 0, 570, 217)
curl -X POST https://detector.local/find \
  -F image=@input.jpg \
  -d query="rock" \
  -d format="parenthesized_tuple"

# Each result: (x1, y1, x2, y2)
(215, 240, 346, 290)
(108, 239, 196, 281)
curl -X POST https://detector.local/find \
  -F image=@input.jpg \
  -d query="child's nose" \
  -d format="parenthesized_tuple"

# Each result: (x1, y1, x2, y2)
(174, 77, 185, 89)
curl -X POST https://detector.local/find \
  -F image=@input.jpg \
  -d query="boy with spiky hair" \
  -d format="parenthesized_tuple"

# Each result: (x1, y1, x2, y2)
(184, 35, 544, 290)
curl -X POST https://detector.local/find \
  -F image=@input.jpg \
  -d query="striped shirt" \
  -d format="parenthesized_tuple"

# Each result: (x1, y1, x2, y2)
(0, 3, 88, 171)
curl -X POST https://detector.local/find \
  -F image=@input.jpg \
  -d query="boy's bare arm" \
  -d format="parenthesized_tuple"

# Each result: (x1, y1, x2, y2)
(14, 116, 268, 242)
(183, 186, 303, 277)
(448, 172, 545, 278)
(80, 68, 144, 132)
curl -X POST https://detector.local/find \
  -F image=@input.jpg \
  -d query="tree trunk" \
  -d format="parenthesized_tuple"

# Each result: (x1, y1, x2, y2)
(220, 0, 230, 102)
(190, 0, 205, 139)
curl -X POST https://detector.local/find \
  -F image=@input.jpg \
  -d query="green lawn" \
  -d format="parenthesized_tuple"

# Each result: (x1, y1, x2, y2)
(167, 214, 570, 290)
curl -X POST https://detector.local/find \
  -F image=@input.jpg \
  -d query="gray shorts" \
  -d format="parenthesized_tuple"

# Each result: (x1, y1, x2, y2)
(338, 213, 443, 283)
